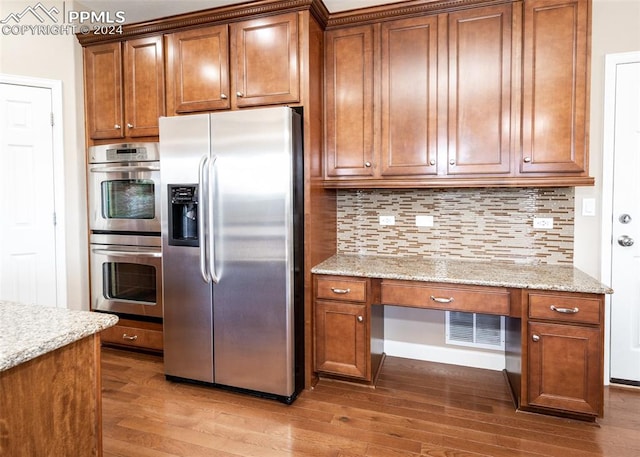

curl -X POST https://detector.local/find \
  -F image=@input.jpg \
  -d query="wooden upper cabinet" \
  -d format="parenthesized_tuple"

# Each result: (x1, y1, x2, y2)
(324, 25, 375, 178)
(123, 36, 165, 137)
(84, 42, 124, 140)
(165, 24, 230, 114)
(520, 0, 589, 175)
(231, 12, 300, 108)
(381, 16, 439, 177)
(446, 4, 513, 175)
(84, 37, 165, 140)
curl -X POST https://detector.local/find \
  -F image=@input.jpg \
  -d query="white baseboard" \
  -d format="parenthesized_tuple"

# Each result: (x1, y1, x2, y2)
(384, 340, 506, 371)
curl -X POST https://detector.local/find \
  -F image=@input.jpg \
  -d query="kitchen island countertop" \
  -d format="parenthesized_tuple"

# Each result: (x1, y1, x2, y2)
(0, 301, 118, 372)
(312, 254, 613, 295)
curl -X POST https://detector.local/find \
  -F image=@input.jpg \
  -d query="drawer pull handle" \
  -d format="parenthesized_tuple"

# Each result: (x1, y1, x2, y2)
(122, 334, 138, 341)
(331, 288, 351, 294)
(430, 296, 454, 304)
(550, 305, 579, 314)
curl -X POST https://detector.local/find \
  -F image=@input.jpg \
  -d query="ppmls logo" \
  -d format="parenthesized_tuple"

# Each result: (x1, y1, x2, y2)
(0, 2, 59, 24)
(1, 2, 126, 36)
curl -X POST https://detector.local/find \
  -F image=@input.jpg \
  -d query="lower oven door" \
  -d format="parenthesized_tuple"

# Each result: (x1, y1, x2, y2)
(90, 236, 163, 318)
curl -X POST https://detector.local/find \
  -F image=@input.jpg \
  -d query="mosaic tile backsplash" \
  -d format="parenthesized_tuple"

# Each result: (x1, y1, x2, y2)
(337, 187, 575, 265)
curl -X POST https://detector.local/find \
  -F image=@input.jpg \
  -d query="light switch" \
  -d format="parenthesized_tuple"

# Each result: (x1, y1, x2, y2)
(416, 215, 434, 227)
(582, 198, 596, 217)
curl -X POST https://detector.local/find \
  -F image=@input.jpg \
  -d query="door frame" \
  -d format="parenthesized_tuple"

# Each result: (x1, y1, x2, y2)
(0, 74, 67, 307)
(600, 51, 640, 384)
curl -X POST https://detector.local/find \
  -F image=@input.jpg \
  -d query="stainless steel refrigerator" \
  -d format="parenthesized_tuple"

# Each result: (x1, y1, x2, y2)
(159, 107, 304, 403)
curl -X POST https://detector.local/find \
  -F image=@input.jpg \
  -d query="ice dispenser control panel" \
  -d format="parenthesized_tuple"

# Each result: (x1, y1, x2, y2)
(168, 185, 199, 247)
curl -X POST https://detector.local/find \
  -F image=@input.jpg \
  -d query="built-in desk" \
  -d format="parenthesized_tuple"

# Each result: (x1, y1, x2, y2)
(311, 255, 613, 421)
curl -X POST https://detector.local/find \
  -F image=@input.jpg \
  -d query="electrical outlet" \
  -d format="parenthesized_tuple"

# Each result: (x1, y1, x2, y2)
(379, 215, 395, 226)
(533, 217, 554, 229)
(416, 215, 434, 227)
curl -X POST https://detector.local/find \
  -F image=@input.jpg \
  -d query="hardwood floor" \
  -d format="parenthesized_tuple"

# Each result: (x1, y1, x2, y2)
(101, 348, 640, 457)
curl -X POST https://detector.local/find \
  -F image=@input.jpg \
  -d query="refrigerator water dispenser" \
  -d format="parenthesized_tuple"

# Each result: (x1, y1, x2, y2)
(168, 185, 198, 246)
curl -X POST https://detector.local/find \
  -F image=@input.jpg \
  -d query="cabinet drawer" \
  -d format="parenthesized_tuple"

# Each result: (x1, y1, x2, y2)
(528, 293, 602, 325)
(316, 276, 367, 302)
(101, 323, 163, 351)
(381, 280, 510, 315)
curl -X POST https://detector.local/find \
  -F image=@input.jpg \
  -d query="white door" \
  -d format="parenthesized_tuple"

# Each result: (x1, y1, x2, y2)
(608, 55, 640, 384)
(0, 83, 58, 306)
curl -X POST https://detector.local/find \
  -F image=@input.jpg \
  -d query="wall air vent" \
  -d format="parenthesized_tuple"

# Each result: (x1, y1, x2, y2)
(445, 311, 505, 350)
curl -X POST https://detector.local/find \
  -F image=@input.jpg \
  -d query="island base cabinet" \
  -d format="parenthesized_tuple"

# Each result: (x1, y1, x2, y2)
(0, 335, 102, 456)
(526, 321, 603, 418)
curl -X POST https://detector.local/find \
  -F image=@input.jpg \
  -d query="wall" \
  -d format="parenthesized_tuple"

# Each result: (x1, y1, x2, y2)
(574, 0, 640, 279)
(0, 0, 88, 310)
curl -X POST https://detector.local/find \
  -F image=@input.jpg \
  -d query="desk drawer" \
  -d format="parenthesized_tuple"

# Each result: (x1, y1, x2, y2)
(528, 292, 602, 325)
(316, 276, 367, 302)
(381, 280, 510, 315)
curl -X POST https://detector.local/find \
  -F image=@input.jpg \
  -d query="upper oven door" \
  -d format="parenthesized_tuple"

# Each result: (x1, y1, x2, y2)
(88, 161, 161, 233)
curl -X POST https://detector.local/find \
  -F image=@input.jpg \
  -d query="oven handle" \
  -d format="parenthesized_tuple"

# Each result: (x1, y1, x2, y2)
(89, 165, 160, 173)
(198, 155, 211, 284)
(91, 249, 161, 258)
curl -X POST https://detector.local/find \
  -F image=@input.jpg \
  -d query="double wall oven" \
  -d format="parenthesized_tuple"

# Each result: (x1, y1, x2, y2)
(88, 143, 163, 318)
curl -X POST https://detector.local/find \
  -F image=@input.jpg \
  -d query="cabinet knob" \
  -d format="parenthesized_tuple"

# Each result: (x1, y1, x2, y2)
(220, 93, 228, 100)
(357, 316, 364, 323)
(532, 334, 540, 342)
(364, 162, 372, 168)
(523, 157, 532, 163)
(449, 159, 455, 166)
(127, 123, 133, 129)
(122, 333, 138, 341)
(114, 124, 121, 129)
(236, 91, 244, 97)
(429, 159, 436, 166)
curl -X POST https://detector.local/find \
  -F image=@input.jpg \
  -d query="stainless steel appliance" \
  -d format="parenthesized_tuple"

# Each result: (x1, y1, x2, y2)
(90, 233, 163, 318)
(88, 142, 163, 319)
(88, 143, 160, 234)
(159, 107, 304, 403)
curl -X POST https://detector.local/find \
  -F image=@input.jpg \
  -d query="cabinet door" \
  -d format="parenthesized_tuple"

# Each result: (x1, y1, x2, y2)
(84, 42, 124, 140)
(166, 24, 230, 114)
(380, 16, 439, 177)
(123, 36, 165, 137)
(528, 321, 602, 416)
(447, 4, 513, 175)
(231, 13, 299, 107)
(520, 0, 589, 174)
(324, 25, 375, 178)
(315, 300, 368, 379)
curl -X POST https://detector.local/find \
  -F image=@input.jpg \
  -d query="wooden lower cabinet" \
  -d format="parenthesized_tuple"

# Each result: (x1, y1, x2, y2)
(315, 300, 368, 379)
(0, 335, 103, 456)
(521, 291, 604, 419)
(101, 318, 163, 352)
(313, 275, 383, 383)
(526, 321, 602, 416)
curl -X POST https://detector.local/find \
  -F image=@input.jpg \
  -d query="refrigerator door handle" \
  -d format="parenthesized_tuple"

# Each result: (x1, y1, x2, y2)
(208, 155, 220, 283)
(198, 154, 211, 283)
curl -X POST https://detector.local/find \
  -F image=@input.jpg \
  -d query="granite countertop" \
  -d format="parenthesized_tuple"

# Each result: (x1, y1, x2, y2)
(312, 254, 613, 295)
(0, 301, 118, 372)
